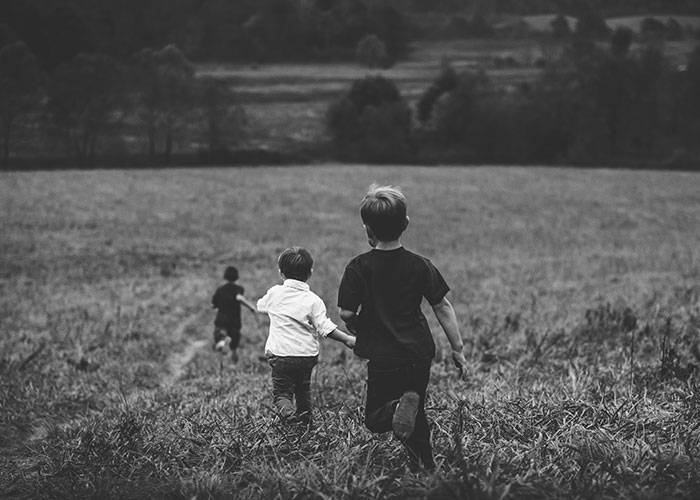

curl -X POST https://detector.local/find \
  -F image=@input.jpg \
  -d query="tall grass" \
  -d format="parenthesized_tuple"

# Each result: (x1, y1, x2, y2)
(1, 165, 699, 499)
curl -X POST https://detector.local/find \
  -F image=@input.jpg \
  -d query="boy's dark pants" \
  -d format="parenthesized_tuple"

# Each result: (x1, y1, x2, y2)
(365, 359, 433, 465)
(268, 355, 318, 421)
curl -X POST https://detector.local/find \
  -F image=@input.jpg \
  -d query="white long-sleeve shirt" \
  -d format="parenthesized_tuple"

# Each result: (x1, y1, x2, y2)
(257, 279, 337, 357)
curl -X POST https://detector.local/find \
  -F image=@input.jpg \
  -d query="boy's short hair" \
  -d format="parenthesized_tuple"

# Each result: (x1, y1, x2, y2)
(278, 247, 313, 281)
(224, 266, 239, 281)
(360, 184, 408, 242)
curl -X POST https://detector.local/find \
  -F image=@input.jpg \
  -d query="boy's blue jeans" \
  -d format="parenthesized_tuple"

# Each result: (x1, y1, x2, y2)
(365, 359, 433, 466)
(268, 355, 318, 421)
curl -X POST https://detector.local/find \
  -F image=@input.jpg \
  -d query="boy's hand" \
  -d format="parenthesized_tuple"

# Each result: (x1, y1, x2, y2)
(452, 348, 468, 381)
(345, 335, 356, 349)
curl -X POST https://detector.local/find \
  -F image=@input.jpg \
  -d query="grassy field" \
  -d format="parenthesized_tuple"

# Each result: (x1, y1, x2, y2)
(1, 165, 700, 499)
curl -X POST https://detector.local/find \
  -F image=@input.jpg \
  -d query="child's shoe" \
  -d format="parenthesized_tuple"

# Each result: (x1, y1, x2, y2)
(392, 391, 419, 440)
(214, 337, 230, 353)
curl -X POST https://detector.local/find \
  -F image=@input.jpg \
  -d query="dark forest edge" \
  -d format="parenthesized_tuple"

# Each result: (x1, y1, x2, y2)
(1, 0, 700, 170)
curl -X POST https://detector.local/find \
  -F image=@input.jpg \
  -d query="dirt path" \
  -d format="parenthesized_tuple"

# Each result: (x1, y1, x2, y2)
(29, 312, 207, 441)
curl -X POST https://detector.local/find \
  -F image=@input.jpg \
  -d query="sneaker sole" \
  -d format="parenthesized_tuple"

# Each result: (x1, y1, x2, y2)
(393, 391, 420, 440)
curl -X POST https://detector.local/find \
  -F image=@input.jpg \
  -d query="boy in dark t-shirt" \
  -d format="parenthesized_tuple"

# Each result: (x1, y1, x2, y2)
(338, 184, 468, 472)
(212, 266, 258, 363)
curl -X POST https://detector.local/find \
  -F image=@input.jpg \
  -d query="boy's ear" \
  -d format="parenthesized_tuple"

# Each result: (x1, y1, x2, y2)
(364, 224, 377, 248)
(403, 216, 410, 231)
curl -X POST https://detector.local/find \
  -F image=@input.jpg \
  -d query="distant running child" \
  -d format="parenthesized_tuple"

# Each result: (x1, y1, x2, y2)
(211, 265, 259, 363)
(338, 184, 468, 472)
(257, 247, 355, 425)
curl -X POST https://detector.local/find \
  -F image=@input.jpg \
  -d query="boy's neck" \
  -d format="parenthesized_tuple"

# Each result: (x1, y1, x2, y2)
(374, 239, 402, 251)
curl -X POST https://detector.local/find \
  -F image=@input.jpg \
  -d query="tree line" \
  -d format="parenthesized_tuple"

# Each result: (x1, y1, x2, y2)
(0, 0, 409, 69)
(327, 34, 700, 168)
(2, 0, 700, 168)
(0, 42, 245, 166)
(3, 0, 698, 71)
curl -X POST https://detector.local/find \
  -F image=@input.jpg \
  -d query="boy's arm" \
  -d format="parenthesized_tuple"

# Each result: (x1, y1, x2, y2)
(339, 308, 358, 335)
(431, 296, 468, 381)
(237, 294, 257, 313)
(327, 328, 356, 349)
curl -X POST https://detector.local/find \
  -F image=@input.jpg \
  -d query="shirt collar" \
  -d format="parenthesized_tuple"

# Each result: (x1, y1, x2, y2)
(283, 279, 310, 291)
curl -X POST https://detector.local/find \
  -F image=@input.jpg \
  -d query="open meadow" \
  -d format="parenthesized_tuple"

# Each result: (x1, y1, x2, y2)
(1, 165, 700, 499)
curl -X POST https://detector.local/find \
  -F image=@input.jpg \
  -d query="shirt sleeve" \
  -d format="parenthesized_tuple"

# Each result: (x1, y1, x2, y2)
(422, 260, 450, 306)
(256, 288, 271, 313)
(337, 264, 362, 312)
(310, 298, 337, 337)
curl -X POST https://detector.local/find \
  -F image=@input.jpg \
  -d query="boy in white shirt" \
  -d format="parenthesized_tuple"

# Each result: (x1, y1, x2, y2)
(257, 247, 355, 425)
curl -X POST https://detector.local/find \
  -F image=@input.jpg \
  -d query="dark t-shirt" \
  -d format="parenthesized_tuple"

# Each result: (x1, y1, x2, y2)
(337, 247, 450, 361)
(212, 282, 244, 329)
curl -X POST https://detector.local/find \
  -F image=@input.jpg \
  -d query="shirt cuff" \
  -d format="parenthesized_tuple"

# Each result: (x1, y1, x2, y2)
(316, 318, 337, 338)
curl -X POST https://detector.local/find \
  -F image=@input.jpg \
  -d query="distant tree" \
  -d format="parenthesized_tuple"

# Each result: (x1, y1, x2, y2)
(610, 27, 634, 56)
(574, 4, 610, 40)
(327, 75, 412, 161)
(0, 42, 43, 164)
(551, 14, 571, 39)
(356, 34, 387, 69)
(432, 71, 492, 148)
(640, 17, 666, 40)
(132, 45, 196, 163)
(631, 47, 671, 152)
(665, 18, 684, 41)
(243, 0, 304, 61)
(447, 16, 471, 38)
(417, 61, 457, 124)
(367, 2, 407, 62)
(0, 23, 18, 47)
(469, 9, 495, 38)
(1, 1, 94, 70)
(48, 53, 125, 164)
(198, 77, 246, 153)
(684, 46, 700, 154)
